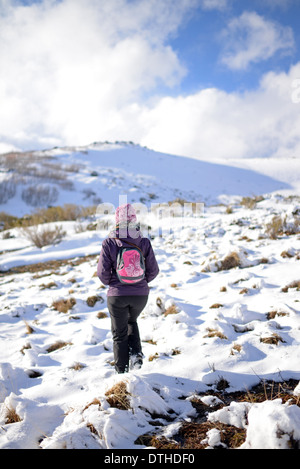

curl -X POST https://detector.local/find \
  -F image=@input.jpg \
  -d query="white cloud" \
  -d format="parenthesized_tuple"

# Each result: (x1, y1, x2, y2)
(220, 11, 295, 70)
(0, 0, 195, 149)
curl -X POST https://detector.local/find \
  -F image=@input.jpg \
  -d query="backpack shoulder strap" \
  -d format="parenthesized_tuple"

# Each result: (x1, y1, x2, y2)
(113, 238, 144, 257)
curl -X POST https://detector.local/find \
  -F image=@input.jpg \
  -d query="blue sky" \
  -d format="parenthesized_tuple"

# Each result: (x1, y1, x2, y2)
(169, 0, 299, 94)
(0, 0, 299, 159)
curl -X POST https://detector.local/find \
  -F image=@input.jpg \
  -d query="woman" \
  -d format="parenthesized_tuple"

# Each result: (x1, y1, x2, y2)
(97, 203, 159, 373)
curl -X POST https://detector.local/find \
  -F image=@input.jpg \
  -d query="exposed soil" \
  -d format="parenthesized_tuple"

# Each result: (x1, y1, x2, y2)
(135, 379, 300, 449)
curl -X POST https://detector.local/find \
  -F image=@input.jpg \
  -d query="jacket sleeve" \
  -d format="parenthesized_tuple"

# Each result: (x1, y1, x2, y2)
(144, 240, 159, 283)
(97, 240, 113, 285)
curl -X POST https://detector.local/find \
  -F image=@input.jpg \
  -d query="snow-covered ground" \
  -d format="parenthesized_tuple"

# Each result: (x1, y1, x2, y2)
(0, 143, 299, 449)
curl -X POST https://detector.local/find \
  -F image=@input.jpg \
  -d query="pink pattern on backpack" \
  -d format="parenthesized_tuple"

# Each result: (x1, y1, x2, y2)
(118, 250, 144, 283)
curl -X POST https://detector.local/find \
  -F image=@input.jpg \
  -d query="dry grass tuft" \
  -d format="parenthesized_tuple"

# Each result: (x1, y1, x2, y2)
(202, 251, 241, 273)
(69, 362, 86, 371)
(281, 250, 294, 258)
(97, 311, 108, 319)
(155, 297, 165, 313)
(20, 343, 31, 355)
(87, 422, 98, 436)
(148, 352, 160, 362)
(260, 333, 285, 345)
(24, 320, 35, 334)
(1, 254, 97, 276)
(164, 304, 179, 316)
(46, 340, 72, 353)
(52, 297, 76, 313)
(209, 303, 223, 309)
(105, 381, 131, 410)
(281, 280, 300, 292)
(266, 310, 289, 320)
(86, 295, 104, 307)
(143, 339, 157, 345)
(220, 252, 241, 271)
(204, 328, 228, 340)
(83, 398, 101, 411)
(260, 257, 269, 264)
(230, 344, 242, 355)
(5, 406, 22, 424)
(182, 421, 246, 449)
(39, 281, 57, 290)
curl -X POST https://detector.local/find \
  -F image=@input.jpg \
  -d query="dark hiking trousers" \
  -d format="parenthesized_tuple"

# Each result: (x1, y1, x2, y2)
(107, 295, 148, 373)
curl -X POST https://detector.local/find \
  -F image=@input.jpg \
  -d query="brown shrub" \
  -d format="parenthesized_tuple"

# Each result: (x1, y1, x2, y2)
(265, 215, 300, 239)
(20, 224, 66, 248)
(0, 180, 16, 204)
(21, 184, 59, 207)
(241, 196, 264, 209)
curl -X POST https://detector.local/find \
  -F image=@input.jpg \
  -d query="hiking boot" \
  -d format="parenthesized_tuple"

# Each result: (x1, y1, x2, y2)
(129, 353, 143, 370)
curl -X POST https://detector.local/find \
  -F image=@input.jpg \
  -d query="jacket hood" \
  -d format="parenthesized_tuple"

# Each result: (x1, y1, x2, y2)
(109, 224, 143, 244)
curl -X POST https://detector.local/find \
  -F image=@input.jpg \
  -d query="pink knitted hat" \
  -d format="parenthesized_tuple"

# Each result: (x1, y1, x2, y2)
(115, 203, 137, 225)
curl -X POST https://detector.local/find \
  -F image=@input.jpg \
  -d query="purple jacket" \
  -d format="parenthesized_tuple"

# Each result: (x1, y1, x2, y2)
(97, 227, 159, 296)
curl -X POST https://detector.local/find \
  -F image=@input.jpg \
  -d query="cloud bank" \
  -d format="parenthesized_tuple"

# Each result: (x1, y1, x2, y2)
(139, 63, 300, 159)
(0, 0, 299, 160)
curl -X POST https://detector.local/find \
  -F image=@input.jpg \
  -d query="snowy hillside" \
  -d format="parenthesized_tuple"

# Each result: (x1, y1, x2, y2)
(1, 142, 299, 218)
(0, 143, 300, 450)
